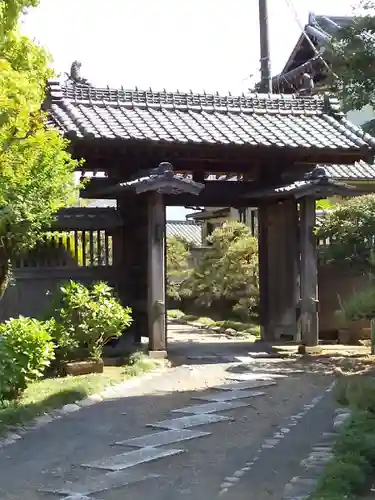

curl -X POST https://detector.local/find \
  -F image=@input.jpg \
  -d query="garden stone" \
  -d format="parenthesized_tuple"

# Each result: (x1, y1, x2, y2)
(312, 446, 332, 453)
(78, 397, 101, 407)
(6, 432, 22, 441)
(335, 407, 350, 415)
(86, 394, 103, 403)
(61, 404, 81, 414)
(290, 477, 318, 487)
(49, 409, 63, 419)
(333, 413, 350, 430)
(283, 481, 315, 497)
(0, 438, 16, 447)
(224, 328, 237, 336)
(33, 414, 54, 427)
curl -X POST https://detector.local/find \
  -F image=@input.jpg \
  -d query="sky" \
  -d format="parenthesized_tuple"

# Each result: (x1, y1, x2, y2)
(21, 0, 356, 220)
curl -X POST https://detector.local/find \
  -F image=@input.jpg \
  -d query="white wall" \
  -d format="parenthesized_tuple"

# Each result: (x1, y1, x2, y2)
(347, 105, 375, 127)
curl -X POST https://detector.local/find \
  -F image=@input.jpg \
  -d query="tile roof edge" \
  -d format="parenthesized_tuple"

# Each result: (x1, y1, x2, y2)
(339, 116, 375, 149)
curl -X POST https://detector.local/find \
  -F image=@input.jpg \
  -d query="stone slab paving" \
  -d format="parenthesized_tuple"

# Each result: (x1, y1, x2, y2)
(148, 413, 234, 430)
(192, 389, 266, 402)
(115, 429, 211, 448)
(171, 400, 255, 415)
(40, 470, 161, 496)
(82, 447, 185, 472)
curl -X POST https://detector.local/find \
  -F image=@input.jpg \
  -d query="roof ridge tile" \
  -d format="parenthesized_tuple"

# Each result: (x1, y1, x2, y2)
(46, 80, 327, 115)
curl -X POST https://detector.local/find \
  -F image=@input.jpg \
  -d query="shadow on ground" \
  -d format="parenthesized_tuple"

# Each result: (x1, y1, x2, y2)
(0, 389, 89, 429)
(167, 322, 375, 376)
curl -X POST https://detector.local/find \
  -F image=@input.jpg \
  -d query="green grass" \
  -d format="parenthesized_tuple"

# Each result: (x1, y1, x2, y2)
(0, 352, 159, 435)
(167, 309, 260, 338)
(309, 376, 375, 500)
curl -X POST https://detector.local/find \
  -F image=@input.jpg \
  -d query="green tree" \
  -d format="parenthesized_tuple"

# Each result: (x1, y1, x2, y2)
(186, 221, 259, 320)
(166, 236, 191, 299)
(0, 1, 79, 294)
(327, 2, 375, 111)
(317, 194, 375, 268)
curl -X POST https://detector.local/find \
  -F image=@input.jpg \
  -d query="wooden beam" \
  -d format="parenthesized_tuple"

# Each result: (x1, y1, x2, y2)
(70, 137, 369, 174)
(147, 192, 167, 355)
(299, 196, 319, 347)
(82, 179, 260, 203)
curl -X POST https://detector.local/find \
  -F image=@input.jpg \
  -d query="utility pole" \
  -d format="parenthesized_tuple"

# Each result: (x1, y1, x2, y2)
(258, 0, 272, 93)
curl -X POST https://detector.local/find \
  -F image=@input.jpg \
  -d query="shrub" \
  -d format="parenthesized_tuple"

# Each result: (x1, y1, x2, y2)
(0, 316, 55, 401)
(335, 375, 375, 414)
(317, 194, 375, 269)
(185, 221, 259, 320)
(337, 284, 375, 322)
(167, 309, 185, 319)
(167, 236, 191, 299)
(51, 280, 133, 360)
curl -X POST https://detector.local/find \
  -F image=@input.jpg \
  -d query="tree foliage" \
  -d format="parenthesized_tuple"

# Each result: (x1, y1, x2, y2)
(186, 221, 259, 320)
(0, 0, 79, 293)
(328, 1, 375, 111)
(166, 236, 191, 299)
(317, 194, 375, 268)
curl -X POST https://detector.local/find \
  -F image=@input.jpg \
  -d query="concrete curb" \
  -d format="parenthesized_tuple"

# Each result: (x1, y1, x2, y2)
(0, 365, 169, 450)
(282, 405, 352, 499)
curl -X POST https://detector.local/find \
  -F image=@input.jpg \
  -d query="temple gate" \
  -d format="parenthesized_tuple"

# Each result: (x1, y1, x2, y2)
(37, 81, 375, 355)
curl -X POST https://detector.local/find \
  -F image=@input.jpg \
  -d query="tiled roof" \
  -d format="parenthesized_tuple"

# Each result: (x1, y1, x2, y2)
(323, 160, 375, 181)
(187, 208, 231, 221)
(166, 221, 202, 246)
(45, 80, 375, 151)
(308, 13, 354, 38)
(245, 176, 370, 202)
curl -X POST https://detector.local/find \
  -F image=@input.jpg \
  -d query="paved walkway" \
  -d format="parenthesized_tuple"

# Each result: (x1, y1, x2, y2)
(0, 324, 336, 500)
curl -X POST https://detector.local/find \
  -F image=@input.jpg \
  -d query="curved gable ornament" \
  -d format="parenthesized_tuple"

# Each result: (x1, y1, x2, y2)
(119, 162, 205, 196)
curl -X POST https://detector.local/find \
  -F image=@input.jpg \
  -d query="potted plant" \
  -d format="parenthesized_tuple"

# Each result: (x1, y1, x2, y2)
(50, 281, 133, 376)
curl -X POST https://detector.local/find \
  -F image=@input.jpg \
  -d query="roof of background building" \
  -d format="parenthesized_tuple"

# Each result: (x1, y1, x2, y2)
(87, 200, 202, 246)
(272, 13, 360, 92)
(166, 221, 202, 246)
(322, 161, 375, 181)
(44, 80, 374, 152)
(87, 199, 116, 208)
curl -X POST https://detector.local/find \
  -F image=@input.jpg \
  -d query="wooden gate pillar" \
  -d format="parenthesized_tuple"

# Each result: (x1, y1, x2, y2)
(116, 196, 148, 345)
(251, 168, 369, 347)
(111, 162, 204, 357)
(299, 196, 319, 346)
(147, 191, 167, 354)
(258, 203, 270, 341)
(258, 200, 299, 341)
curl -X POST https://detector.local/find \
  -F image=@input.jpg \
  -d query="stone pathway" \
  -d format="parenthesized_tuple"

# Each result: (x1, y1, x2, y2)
(0, 323, 337, 500)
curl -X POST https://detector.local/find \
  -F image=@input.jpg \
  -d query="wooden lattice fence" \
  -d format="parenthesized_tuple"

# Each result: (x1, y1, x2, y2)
(0, 208, 121, 321)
